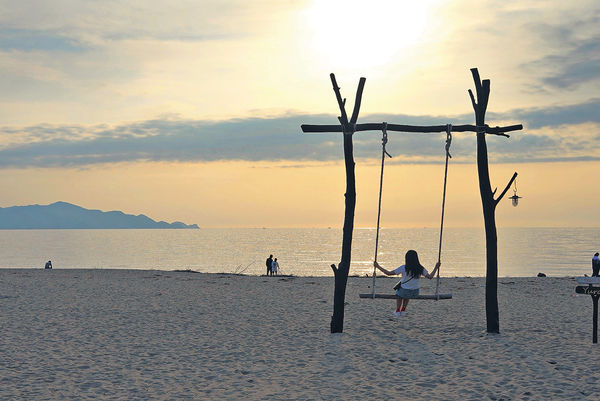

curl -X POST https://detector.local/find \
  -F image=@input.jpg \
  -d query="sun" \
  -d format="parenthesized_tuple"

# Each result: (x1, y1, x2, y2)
(303, 0, 440, 69)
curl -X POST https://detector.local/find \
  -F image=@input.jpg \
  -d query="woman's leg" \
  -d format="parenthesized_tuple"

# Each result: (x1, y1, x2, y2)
(402, 298, 410, 311)
(396, 298, 402, 311)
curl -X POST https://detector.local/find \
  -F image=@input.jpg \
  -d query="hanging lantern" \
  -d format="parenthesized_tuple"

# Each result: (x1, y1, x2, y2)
(509, 179, 522, 207)
(509, 193, 522, 207)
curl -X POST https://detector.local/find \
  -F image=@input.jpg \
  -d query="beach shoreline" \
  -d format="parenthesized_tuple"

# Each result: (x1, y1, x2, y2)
(1, 269, 598, 400)
(0, 266, 582, 279)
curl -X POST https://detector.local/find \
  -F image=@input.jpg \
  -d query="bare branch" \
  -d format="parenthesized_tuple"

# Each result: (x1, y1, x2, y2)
(471, 68, 483, 102)
(349, 77, 367, 124)
(495, 172, 518, 204)
(330, 73, 349, 127)
(331, 263, 338, 274)
(481, 79, 491, 113)
(468, 89, 477, 110)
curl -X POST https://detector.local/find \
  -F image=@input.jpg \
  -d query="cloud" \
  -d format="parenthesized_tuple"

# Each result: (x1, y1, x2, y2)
(0, 116, 339, 167)
(0, 29, 86, 52)
(0, 1, 305, 50)
(529, 37, 600, 91)
(1, 100, 600, 168)
(517, 6, 600, 90)
(491, 98, 600, 129)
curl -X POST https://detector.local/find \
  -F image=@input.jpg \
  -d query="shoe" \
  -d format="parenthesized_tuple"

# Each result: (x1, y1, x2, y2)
(393, 311, 401, 317)
(399, 311, 407, 317)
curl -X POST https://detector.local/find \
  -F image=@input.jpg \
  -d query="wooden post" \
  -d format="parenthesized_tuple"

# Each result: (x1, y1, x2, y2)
(594, 296, 599, 344)
(468, 68, 518, 334)
(575, 283, 600, 343)
(329, 74, 365, 333)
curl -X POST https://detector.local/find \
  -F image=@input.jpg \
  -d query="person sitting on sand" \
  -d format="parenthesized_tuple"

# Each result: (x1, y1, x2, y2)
(271, 258, 279, 276)
(45, 260, 52, 269)
(593, 253, 600, 277)
(373, 250, 440, 317)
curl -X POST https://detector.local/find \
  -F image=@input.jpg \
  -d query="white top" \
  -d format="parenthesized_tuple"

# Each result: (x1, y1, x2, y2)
(392, 265, 429, 290)
(272, 261, 279, 272)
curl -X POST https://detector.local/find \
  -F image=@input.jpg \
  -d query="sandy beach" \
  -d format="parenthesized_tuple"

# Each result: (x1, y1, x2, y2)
(1, 269, 599, 400)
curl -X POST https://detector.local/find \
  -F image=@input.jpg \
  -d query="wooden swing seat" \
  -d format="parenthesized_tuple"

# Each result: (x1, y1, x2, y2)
(359, 293, 452, 300)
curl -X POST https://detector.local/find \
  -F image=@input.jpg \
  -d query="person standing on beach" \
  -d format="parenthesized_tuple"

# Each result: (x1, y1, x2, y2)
(271, 258, 279, 276)
(266, 254, 273, 276)
(373, 250, 440, 317)
(593, 253, 600, 277)
(44, 260, 52, 269)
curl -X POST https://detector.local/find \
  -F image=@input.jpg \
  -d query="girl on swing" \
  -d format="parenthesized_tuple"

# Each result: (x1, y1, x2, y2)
(373, 250, 440, 317)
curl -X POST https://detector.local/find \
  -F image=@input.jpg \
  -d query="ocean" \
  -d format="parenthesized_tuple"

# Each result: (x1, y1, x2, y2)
(0, 227, 597, 277)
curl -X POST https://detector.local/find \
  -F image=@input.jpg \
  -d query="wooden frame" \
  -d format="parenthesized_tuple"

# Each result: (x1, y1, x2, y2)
(301, 69, 522, 333)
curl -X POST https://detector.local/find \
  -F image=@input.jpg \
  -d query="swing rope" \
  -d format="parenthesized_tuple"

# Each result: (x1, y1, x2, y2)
(372, 122, 392, 298)
(370, 124, 452, 300)
(435, 124, 452, 300)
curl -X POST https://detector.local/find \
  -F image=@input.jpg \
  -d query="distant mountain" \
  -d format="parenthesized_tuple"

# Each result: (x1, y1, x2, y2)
(0, 201, 199, 229)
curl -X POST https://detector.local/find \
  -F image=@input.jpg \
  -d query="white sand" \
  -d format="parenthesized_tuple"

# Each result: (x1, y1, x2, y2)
(1, 269, 598, 400)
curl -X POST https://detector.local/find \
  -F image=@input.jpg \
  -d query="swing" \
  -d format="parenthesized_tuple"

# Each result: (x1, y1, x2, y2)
(359, 123, 453, 301)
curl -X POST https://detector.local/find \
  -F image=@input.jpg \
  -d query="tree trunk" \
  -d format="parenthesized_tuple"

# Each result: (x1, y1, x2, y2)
(477, 129, 500, 334)
(331, 129, 356, 333)
(482, 196, 500, 333)
(471, 68, 500, 334)
(327, 74, 364, 334)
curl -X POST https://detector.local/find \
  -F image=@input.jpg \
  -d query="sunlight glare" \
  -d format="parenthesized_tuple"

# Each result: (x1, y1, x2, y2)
(304, 0, 439, 69)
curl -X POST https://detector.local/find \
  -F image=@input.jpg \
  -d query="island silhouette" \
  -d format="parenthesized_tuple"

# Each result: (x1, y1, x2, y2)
(0, 201, 198, 229)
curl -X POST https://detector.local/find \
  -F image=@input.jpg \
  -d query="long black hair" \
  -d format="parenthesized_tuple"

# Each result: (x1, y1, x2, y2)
(404, 250, 425, 278)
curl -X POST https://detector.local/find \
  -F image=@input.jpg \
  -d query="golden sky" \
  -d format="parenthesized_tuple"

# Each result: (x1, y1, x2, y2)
(0, 0, 598, 227)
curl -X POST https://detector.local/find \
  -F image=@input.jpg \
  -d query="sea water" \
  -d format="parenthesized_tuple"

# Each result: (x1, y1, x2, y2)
(0, 227, 597, 277)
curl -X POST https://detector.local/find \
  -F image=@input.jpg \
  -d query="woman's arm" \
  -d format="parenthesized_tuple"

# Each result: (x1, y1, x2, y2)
(373, 261, 396, 276)
(425, 262, 441, 279)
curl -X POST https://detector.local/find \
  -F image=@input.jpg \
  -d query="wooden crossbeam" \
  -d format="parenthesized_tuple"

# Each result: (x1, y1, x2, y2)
(302, 123, 523, 137)
(359, 293, 453, 300)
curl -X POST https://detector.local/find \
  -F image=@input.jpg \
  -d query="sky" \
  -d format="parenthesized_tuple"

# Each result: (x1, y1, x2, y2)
(0, 0, 599, 227)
